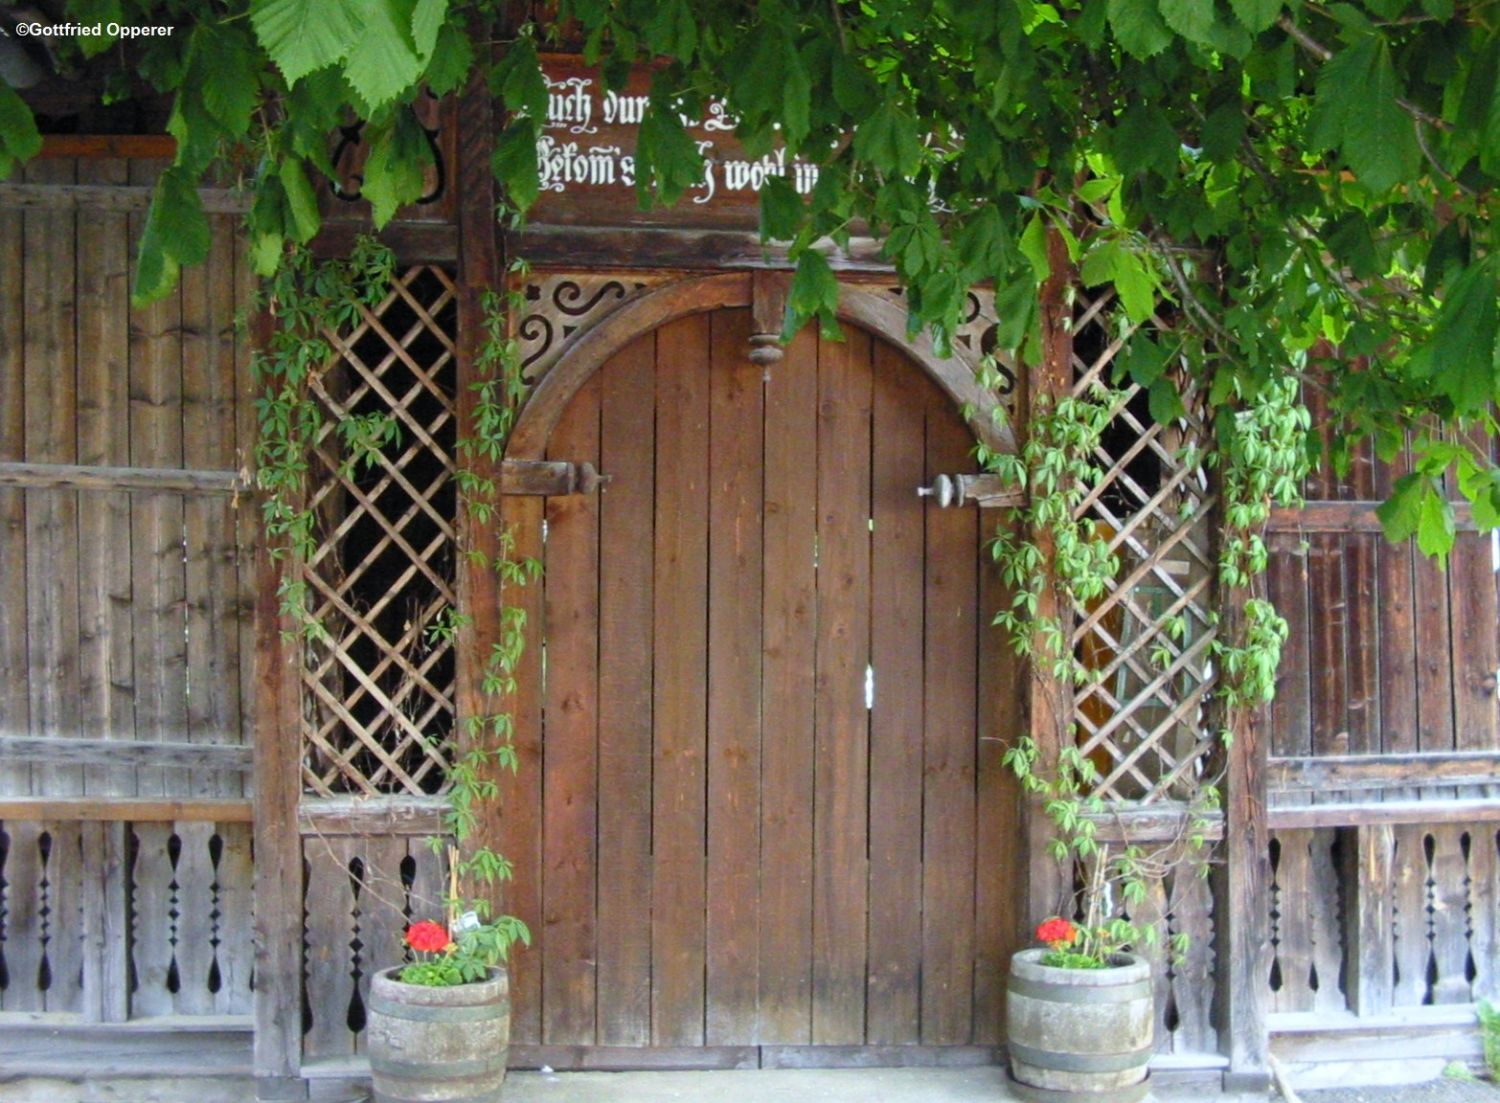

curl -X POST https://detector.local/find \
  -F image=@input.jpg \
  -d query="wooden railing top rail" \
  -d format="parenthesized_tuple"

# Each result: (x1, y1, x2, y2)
(0, 735, 251, 771)
(1269, 750, 1500, 792)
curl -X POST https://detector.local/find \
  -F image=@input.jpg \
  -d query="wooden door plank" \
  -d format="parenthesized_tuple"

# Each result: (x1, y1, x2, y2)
(651, 312, 711, 1047)
(74, 156, 135, 807)
(1270, 829, 1314, 1013)
(757, 325, 818, 1045)
(1469, 825, 1498, 1002)
(920, 382, 979, 1045)
(1449, 530, 1499, 761)
(353, 837, 409, 1055)
(705, 308, 764, 1046)
(542, 371, 602, 1046)
(2, 821, 44, 1011)
(23, 157, 82, 803)
(0, 185, 28, 797)
(41, 821, 84, 1013)
(1306, 829, 1345, 1013)
(1343, 438, 1379, 756)
(1428, 824, 1470, 1003)
(865, 342, 927, 1046)
(495, 493, 545, 1045)
(128, 158, 187, 802)
(182, 214, 246, 799)
(1391, 823, 1432, 1007)
(1373, 445, 1418, 800)
(975, 507, 1023, 1046)
(595, 332, 656, 1047)
(811, 325, 872, 1045)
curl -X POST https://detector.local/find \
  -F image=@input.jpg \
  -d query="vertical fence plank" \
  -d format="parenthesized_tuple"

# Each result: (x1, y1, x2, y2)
(131, 822, 178, 1017)
(173, 820, 218, 1015)
(303, 837, 356, 1061)
(128, 158, 187, 802)
(865, 342, 926, 1046)
(541, 372, 601, 1046)
(1429, 825, 1471, 1003)
(23, 157, 81, 803)
(216, 820, 255, 1015)
(1270, 829, 1313, 1013)
(1391, 823, 1431, 1007)
(651, 313, 710, 1047)
(705, 308, 763, 1046)
(182, 214, 246, 799)
(1342, 824, 1394, 1016)
(757, 325, 818, 1045)
(2, 821, 44, 1011)
(811, 327, 872, 1045)
(1307, 829, 1346, 1014)
(1343, 440, 1380, 756)
(0, 183, 28, 798)
(920, 378, 978, 1046)
(1470, 826, 1499, 1002)
(1374, 446, 1418, 800)
(595, 333, 656, 1047)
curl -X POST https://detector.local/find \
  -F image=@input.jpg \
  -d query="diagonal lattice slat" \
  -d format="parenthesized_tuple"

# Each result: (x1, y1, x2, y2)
(1068, 288, 1217, 805)
(298, 266, 459, 797)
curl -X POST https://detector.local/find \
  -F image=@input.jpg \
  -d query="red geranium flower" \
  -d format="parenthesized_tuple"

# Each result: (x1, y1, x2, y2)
(1035, 917, 1077, 947)
(405, 920, 451, 953)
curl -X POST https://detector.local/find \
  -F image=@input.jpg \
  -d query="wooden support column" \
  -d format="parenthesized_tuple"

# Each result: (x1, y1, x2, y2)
(1209, 489, 1272, 1091)
(252, 308, 308, 1100)
(1342, 823, 1395, 1016)
(1024, 226, 1074, 926)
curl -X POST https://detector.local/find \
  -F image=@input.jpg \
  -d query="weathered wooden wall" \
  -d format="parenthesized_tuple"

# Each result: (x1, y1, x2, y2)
(0, 155, 257, 1022)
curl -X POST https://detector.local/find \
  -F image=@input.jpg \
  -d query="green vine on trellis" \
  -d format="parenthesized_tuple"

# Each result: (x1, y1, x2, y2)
(251, 237, 399, 643)
(976, 347, 1307, 963)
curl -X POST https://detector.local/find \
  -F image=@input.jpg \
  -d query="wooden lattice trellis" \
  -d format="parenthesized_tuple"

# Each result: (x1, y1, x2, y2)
(1068, 289, 1218, 804)
(299, 266, 460, 797)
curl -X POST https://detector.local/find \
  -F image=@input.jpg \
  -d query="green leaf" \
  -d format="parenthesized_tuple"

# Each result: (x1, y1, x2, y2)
(832, 53, 875, 115)
(1457, 36, 1500, 176)
(424, 22, 475, 97)
(363, 110, 432, 226)
(1148, 376, 1186, 425)
(1417, 485, 1456, 559)
(251, 0, 362, 86)
(1159, 0, 1215, 45)
(1228, 0, 1282, 31)
(0, 81, 42, 177)
(784, 249, 839, 339)
(344, 0, 425, 110)
(645, 0, 698, 61)
(197, 25, 260, 140)
(493, 118, 540, 212)
(134, 167, 211, 305)
(411, 0, 447, 60)
(759, 174, 803, 242)
(69, 0, 123, 56)
(783, 47, 813, 148)
(1121, 335, 1169, 387)
(1018, 214, 1051, 283)
(1109, 0, 1174, 59)
(1309, 35, 1419, 193)
(1201, 102, 1246, 163)
(1113, 102, 1180, 178)
(278, 159, 322, 244)
(1376, 472, 1424, 542)
(1409, 258, 1500, 416)
(853, 95, 922, 177)
(492, 36, 548, 119)
(636, 95, 705, 206)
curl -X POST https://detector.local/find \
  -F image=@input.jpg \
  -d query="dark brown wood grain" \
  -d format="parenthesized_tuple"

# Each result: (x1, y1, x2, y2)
(811, 325, 873, 1044)
(865, 340, 927, 1045)
(757, 323, 819, 1045)
(1341, 824, 1395, 1016)
(920, 373, 979, 1046)
(650, 312, 712, 1047)
(705, 308, 764, 1045)
(1374, 444, 1419, 799)
(541, 371, 603, 1046)
(595, 332, 657, 1047)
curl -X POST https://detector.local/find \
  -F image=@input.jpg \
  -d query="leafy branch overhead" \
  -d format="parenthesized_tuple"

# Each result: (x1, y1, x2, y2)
(4, 0, 1500, 552)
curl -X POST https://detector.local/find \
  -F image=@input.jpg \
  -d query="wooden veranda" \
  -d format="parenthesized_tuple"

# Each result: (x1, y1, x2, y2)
(0, 69, 1497, 1103)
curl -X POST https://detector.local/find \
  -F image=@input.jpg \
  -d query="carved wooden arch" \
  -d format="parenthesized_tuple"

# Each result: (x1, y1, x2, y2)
(506, 271, 1018, 460)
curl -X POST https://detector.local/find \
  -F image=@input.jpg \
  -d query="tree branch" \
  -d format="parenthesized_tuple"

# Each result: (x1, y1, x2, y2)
(1276, 14, 1451, 133)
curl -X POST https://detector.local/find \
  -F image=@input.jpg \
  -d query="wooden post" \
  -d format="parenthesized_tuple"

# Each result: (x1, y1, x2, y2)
(251, 310, 308, 1101)
(1342, 824, 1395, 1016)
(1209, 488, 1273, 1091)
(1024, 226, 1074, 926)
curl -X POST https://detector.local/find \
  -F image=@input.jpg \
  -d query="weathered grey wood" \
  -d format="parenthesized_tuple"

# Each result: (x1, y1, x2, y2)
(131, 822, 177, 1016)
(252, 455, 308, 1097)
(0, 1019, 253, 1079)
(298, 796, 448, 836)
(0, 735, 251, 770)
(1269, 751, 1500, 793)
(0, 460, 243, 494)
(1268, 499, 1478, 533)
(216, 821, 256, 1016)
(1342, 824, 1395, 1016)
(1269, 798, 1500, 829)
(0, 797, 253, 821)
(1084, 807, 1226, 844)
(0, 182, 250, 213)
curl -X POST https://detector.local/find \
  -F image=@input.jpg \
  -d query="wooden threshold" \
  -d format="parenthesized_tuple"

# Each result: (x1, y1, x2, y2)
(1270, 1005, 1486, 1064)
(0, 797, 253, 822)
(0, 1018, 252, 1079)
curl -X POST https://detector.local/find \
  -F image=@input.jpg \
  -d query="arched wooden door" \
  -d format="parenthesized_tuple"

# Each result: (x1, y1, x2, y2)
(504, 304, 1022, 1067)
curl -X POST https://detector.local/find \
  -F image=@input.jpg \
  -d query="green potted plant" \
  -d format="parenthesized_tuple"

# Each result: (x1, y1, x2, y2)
(366, 848, 531, 1103)
(1001, 740, 1213, 1103)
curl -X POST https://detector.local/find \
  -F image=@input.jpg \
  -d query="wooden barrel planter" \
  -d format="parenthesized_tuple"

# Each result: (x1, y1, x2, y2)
(367, 967, 511, 1103)
(1005, 948, 1154, 1103)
